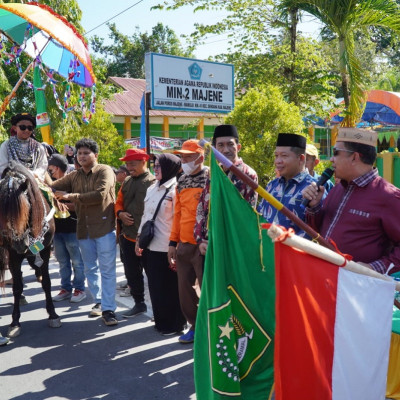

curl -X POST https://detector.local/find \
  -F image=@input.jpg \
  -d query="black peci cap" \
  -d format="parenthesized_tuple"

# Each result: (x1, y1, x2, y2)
(276, 133, 306, 149)
(213, 125, 239, 142)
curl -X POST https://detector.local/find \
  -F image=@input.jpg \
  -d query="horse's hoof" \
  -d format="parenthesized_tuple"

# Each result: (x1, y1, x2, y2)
(8, 325, 21, 338)
(48, 318, 61, 328)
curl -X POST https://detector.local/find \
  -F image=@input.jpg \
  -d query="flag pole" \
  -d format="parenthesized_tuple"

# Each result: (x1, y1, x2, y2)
(200, 140, 336, 251)
(268, 224, 400, 291)
(145, 91, 151, 158)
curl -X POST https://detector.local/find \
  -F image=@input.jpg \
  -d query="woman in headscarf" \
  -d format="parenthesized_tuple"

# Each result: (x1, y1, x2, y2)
(0, 113, 48, 180)
(136, 153, 186, 335)
(64, 145, 76, 165)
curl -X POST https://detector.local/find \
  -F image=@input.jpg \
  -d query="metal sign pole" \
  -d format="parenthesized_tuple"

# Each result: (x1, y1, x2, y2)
(145, 91, 151, 160)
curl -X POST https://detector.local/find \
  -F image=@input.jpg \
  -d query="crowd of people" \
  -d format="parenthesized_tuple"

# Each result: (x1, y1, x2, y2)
(1, 111, 400, 347)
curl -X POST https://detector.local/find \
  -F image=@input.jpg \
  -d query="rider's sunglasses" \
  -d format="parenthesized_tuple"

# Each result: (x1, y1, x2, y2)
(17, 124, 34, 132)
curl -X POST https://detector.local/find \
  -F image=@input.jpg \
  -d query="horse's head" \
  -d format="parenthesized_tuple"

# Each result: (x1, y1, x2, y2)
(0, 162, 45, 253)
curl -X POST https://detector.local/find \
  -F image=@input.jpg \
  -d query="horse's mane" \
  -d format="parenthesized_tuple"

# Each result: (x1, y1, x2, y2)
(0, 162, 46, 239)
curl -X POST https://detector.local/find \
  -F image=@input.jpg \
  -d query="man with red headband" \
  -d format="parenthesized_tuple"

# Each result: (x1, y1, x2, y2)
(115, 148, 155, 318)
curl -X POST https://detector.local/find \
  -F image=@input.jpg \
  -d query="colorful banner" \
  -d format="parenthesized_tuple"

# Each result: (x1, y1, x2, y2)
(33, 64, 50, 128)
(125, 136, 183, 153)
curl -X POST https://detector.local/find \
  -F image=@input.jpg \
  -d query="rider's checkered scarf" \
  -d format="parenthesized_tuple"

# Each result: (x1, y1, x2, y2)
(7, 137, 41, 171)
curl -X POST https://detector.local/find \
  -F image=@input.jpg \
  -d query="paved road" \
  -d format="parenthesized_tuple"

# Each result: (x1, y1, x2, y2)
(0, 254, 196, 400)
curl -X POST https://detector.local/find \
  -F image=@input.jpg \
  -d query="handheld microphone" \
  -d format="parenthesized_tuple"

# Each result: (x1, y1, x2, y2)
(301, 167, 334, 208)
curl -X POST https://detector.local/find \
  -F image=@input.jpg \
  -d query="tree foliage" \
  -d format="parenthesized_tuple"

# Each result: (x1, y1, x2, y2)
(281, 0, 400, 126)
(221, 35, 339, 118)
(91, 22, 192, 79)
(225, 86, 305, 186)
(375, 68, 400, 91)
(154, 0, 278, 54)
(156, 0, 341, 117)
(52, 104, 129, 167)
(157, 0, 400, 126)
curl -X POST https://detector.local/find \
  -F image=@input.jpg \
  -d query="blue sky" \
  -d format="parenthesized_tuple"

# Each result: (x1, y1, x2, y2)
(77, 0, 322, 60)
(78, 0, 231, 59)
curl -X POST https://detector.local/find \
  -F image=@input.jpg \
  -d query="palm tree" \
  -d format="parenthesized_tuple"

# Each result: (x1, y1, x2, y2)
(376, 69, 400, 92)
(280, 0, 400, 126)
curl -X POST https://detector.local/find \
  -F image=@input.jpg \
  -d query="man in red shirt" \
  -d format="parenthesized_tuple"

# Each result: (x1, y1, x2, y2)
(303, 128, 400, 274)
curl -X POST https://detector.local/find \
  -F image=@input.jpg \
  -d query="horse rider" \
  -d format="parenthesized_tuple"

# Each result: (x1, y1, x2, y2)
(0, 113, 48, 181)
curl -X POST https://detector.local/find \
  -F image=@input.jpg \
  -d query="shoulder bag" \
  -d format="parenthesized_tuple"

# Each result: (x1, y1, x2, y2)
(138, 187, 170, 249)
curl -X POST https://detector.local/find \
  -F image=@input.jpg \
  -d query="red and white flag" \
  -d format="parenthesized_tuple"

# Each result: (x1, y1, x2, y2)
(274, 244, 395, 400)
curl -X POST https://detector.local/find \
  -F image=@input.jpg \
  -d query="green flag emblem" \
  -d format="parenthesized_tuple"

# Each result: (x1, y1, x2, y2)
(209, 285, 272, 395)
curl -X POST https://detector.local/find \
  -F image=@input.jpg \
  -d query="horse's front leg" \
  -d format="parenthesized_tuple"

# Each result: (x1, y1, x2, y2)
(8, 252, 24, 337)
(39, 247, 61, 328)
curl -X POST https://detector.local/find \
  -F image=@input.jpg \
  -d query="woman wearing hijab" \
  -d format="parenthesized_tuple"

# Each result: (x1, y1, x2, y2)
(64, 145, 76, 165)
(136, 153, 186, 335)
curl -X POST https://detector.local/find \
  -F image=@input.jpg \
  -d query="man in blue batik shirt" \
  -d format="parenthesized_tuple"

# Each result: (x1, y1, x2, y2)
(258, 133, 322, 237)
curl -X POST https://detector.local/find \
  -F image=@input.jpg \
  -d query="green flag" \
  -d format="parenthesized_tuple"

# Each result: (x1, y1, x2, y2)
(194, 152, 275, 399)
(33, 64, 50, 128)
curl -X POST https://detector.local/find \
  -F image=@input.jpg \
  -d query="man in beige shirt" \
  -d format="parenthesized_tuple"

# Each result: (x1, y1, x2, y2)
(52, 138, 118, 326)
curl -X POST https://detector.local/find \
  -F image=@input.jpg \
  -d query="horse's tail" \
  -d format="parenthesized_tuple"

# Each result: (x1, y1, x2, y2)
(0, 244, 9, 286)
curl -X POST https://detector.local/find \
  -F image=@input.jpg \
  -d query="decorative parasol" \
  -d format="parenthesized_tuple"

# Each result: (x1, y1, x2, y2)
(0, 2, 96, 116)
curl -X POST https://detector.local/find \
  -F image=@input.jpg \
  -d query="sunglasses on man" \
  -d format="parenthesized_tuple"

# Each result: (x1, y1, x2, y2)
(332, 147, 354, 157)
(17, 124, 34, 131)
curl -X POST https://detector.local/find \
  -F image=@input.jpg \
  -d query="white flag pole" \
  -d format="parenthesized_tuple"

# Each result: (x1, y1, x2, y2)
(267, 224, 400, 292)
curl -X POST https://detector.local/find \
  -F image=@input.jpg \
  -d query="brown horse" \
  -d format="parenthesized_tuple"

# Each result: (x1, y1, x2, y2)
(0, 162, 61, 338)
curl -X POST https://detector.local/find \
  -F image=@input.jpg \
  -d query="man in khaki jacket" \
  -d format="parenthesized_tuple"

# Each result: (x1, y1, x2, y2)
(52, 138, 118, 326)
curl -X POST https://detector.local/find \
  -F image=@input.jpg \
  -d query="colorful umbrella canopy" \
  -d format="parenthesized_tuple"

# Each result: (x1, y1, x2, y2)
(0, 2, 95, 87)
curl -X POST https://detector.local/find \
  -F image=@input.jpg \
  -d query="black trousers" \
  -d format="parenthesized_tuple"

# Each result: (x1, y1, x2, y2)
(119, 235, 144, 304)
(143, 249, 186, 333)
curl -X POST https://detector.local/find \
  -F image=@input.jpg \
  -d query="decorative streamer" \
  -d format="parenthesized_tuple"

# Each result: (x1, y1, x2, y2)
(0, 31, 95, 123)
